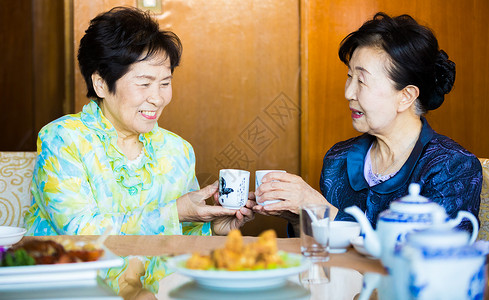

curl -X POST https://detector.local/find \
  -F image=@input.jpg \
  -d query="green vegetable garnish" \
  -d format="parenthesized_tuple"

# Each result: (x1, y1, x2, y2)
(1, 249, 36, 267)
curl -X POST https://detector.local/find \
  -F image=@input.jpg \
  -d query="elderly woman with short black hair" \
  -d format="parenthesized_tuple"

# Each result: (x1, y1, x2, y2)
(24, 7, 254, 236)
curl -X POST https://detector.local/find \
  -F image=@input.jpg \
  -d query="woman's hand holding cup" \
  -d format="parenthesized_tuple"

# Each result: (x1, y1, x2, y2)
(176, 169, 255, 235)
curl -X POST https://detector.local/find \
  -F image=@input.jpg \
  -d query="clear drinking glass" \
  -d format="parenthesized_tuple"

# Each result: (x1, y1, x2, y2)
(300, 204, 330, 262)
(299, 263, 330, 286)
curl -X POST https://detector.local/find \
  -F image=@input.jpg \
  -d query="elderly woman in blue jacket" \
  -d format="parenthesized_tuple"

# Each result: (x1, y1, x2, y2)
(254, 12, 482, 236)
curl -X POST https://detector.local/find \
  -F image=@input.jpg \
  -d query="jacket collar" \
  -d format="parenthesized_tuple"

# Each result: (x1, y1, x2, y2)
(347, 117, 434, 194)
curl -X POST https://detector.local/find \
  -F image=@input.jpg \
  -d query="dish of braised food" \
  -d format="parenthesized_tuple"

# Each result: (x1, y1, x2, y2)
(0, 239, 104, 267)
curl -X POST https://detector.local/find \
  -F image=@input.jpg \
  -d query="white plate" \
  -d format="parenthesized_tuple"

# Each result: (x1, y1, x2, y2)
(0, 246, 123, 290)
(167, 252, 310, 290)
(0, 277, 122, 299)
(0, 226, 26, 247)
(169, 280, 310, 300)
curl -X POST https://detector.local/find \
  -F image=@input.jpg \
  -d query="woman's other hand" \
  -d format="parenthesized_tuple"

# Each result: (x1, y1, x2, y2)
(176, 181, 255, 235)
(177, 181, 233, 222)
(211, 199, 255, 235)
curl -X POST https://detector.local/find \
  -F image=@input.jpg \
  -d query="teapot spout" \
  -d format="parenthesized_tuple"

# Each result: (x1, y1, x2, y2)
(345, 206, 381, 258)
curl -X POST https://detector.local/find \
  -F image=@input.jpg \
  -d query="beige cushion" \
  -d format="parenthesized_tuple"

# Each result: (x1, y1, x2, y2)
(0, 152, 37, 226)
(478, 158, 489, 240)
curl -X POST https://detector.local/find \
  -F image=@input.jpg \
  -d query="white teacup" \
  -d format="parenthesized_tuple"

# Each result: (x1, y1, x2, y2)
(218, 169, 250, 210)
(328, 221, 361, 253)
(312, 220, 362, 253)
(255, 170, 286, 205)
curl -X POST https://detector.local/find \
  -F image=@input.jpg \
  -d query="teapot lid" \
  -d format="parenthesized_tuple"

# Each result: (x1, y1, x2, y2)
(389, 183, 441, 214)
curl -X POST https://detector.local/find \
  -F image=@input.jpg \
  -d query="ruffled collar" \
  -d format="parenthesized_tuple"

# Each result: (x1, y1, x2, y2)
(80, 100, 159, 192)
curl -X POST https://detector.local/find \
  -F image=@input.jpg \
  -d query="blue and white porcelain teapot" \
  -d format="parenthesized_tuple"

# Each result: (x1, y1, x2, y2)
(392, 208, 485, 300)
(345, 183, 479, 269)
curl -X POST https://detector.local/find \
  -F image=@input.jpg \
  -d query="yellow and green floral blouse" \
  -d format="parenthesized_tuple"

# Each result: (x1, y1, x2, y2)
(24, 100, 210, 236)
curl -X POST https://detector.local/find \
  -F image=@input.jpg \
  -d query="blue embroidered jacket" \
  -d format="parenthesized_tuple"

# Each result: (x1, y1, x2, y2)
(320, 118, 482, 232)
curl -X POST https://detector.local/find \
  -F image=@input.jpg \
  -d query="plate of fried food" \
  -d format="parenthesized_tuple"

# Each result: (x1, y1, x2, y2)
(0, 239, 123, 290)
(167, 230, 310, 290)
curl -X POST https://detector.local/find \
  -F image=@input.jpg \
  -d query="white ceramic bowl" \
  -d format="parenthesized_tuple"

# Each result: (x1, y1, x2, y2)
(0, 226, 27, 247)
(350, 235, 369, 256)
(350, 235, 378, 259)
(329, 221, 361, 253)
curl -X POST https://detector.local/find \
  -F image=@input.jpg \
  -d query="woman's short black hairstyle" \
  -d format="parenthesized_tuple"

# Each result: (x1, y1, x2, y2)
(77, 6, 182, 100)
(338, 12, 455, 113)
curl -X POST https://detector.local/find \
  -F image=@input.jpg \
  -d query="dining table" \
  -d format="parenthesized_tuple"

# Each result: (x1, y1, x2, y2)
(3, 235, 488, 300)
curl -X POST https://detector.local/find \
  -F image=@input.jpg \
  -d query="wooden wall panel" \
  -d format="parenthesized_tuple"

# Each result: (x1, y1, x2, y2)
(32, 0, 66, 135)
(0, 0, 65, 151)
(72, 0, 300, 237)
(301, 0, 489, 192)
(0, 0, 34, 150)
(160, 1, 299, 237)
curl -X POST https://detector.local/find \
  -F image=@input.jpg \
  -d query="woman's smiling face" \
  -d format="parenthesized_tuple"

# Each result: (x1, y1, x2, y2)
(344, 46, 403, 135)
(98, 52, 173, 137)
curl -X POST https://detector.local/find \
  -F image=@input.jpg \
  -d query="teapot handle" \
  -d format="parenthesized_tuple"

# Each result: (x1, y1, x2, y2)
(448, 211, 479, 244)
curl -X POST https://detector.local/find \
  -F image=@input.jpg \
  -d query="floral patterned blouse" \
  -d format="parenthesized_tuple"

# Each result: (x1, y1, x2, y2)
(24, 100, 210, 236)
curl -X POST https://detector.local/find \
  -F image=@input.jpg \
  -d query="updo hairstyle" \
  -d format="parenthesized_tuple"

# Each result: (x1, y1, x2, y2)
(338, 12, 455, 114)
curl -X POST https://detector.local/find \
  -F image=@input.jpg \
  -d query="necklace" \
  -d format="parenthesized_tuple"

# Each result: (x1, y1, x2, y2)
(373, 137, 418, 176)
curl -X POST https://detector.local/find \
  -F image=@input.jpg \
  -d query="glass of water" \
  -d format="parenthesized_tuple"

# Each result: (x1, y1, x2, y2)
(300, 204, 330, 262)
